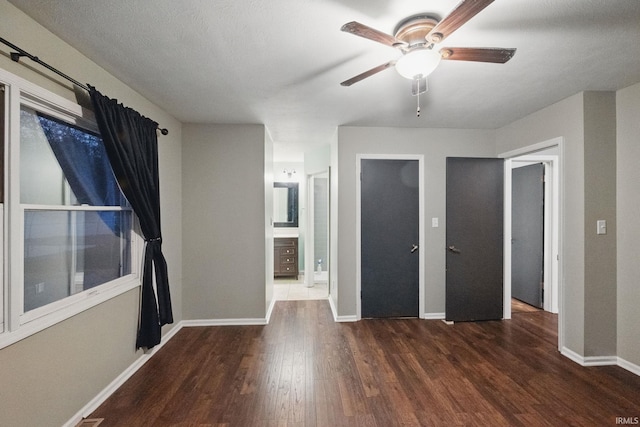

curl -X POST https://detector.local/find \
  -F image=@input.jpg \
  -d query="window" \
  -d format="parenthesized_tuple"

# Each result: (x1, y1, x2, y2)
(1, 68, 141, 346)
(21, 107, 132, 314)
(0, 84, 5, 334)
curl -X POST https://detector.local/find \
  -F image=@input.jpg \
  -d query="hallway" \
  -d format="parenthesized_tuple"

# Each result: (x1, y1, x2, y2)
(274, 275, 328, 301)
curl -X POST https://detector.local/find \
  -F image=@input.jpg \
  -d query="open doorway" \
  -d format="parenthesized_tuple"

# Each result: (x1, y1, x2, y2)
(511, 162, 545, 309)
(303, 170, 330, 299)
(501, 138, 562, 340)
(310, 171, 329, 285)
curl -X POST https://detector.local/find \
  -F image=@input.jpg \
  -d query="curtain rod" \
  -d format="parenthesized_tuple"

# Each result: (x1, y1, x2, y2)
(0, 37, 169, 135)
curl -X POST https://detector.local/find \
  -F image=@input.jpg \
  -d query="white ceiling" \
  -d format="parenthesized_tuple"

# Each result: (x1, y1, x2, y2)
(8, 0, 640, 161)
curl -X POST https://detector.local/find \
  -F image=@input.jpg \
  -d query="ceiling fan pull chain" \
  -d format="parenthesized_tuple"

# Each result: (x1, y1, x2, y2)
(417, 88, 421, 117)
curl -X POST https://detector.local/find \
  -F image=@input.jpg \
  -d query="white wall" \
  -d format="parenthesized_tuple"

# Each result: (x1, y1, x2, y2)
(0, 1, 183, 426)
(616, 82, 640, 368)
(305, 143, 331, 176)
(330, 136, 339, 310)
(182, 124, 267, 320)
(265, 132, 275, 312)
(336, 127, 496, 317)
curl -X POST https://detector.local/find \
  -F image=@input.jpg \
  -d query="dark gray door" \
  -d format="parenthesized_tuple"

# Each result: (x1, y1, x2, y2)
(446, 157, 504, 322)
(511, 163, 545, 308)
(361, 159, 419, 318)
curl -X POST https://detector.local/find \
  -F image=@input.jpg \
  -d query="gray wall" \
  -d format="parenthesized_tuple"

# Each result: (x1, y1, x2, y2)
(0, 2, 183, 426)
(336, 127, 496, 317)
(496, 91, 618, 359)
(182, 124, 268, 320)
(583, 92, 617, 357)
(616, 82, 640, 368)
(496, 93, 585, 354)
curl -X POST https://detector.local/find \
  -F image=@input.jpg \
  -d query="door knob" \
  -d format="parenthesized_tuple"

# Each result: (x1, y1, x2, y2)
(411, 244, 419, 253)
(447, 245, 461, 254)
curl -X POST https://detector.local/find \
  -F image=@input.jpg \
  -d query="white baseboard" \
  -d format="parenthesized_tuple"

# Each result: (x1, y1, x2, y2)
(335, 314, 358, 322)
(561, 346, 640, 376)
(265, 297, 277, 324)
(562, 346, 617, 366)
(583, 355, 618, 367)
(422, 312, 445, 320)
(63, 321, 184, 427)
(328, 295, 338, 320)
(561, 346, 585, 365)
(618, 357, 640, 376)
(65, 313, 271, 427)
(327, 296, 357, 322)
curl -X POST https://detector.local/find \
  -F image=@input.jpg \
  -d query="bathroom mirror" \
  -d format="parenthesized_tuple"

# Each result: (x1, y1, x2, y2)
(273, 182, 298, 227)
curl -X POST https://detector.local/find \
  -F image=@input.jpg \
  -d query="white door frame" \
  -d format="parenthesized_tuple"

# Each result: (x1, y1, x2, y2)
(305, 170, 330, 289)
(508, 156, 559, 313)
(500, 137, 564, 351)
(355, 154, 425, 320)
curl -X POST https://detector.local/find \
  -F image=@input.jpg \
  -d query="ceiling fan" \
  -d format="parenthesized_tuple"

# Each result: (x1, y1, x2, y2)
(340, 0, 516, 94)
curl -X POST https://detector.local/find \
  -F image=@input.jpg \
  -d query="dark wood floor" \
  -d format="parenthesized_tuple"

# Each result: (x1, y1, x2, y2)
(89, 300, 640, 426)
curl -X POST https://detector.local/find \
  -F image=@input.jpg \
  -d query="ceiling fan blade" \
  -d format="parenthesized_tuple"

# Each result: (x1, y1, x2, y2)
(426, 0, 494, 43)
(341, 21, 407, 48)
(340, 60, 397, 86)
(440, 47, 516, 63)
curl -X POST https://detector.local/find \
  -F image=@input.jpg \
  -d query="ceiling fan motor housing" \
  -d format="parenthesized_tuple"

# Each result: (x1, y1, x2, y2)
(393, 15, 439, 48)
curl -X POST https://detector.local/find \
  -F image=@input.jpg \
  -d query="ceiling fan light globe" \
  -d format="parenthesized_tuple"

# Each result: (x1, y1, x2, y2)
(395, 49, 441, 80)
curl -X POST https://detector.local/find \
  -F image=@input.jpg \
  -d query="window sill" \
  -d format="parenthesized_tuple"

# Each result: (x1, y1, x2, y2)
(0, 277, 140, 350)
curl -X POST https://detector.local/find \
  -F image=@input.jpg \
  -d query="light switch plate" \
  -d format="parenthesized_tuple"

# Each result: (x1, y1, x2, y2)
(432, 217, 439, 228)
(597, 220, 607, 235)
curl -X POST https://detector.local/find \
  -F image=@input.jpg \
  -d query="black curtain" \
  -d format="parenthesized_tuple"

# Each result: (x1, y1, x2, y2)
(89, 86, 173, 349)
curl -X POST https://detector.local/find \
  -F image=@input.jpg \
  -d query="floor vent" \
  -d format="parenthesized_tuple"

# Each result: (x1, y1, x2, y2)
(76, 419, 104, 427)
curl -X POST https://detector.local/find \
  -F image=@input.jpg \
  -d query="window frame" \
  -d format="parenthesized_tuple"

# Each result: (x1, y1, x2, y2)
(0, 67, 143, 350)
(0, 83, 5, 334)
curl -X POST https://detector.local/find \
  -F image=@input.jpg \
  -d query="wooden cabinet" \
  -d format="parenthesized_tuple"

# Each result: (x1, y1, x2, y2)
(274, 237, 298, 278)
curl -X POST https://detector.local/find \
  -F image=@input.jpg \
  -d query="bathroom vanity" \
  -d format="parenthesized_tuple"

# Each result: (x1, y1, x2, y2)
(274, 237, 298, 278)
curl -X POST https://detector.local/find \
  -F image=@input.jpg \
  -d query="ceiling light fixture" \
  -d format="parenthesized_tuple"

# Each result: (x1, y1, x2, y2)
(395, 49, 441, 117)
(395, 48, 442, 80)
